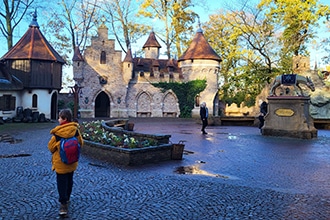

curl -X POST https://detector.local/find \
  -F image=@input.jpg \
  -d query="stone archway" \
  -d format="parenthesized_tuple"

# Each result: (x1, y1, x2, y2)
(136, 92, 151, 117)
(95, 91, 110, 117)
(162, 92, 179, 117)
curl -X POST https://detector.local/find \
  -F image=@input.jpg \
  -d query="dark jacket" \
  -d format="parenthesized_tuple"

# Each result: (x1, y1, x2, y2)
(200, 106, 208, 120)
(260, 102, 268, 116)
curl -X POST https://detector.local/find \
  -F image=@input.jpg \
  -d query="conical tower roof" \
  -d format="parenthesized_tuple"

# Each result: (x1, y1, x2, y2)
(143, 31, 161, 48)
(1, 12, 65, 63)
(178, 29, 221, 62)
(72, 46, 84, 62)
(123, 48, 133, 62)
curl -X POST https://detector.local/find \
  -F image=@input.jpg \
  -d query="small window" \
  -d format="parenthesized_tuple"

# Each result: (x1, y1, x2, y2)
(195, 95, 200, 107)
(100, 51, 106, 64)
(32, 94, 38, 108)
(0, 95, 16, 111)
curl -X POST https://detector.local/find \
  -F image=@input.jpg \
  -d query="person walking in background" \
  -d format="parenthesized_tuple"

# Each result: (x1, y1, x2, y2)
(200, 102, 208, 134)
(48, 109, 84, 216)
(258, 101, 268, 130)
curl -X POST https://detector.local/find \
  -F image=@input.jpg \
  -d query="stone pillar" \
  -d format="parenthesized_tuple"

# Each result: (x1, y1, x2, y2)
(262, 96, 317, 139)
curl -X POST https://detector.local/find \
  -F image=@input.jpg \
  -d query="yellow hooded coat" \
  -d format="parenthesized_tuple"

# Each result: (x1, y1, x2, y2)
(48, 122, 84, 174)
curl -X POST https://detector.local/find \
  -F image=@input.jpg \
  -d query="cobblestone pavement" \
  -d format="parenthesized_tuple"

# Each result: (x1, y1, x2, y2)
(0, 118, 329, 220)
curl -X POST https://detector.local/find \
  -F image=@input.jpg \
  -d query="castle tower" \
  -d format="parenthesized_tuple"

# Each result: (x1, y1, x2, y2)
(143, 31, 161, 59)
(122, 48, 134, 84)
(292, 55, 310, 74)
(178, 27, 222, 118)
(72, 45, 85, 85)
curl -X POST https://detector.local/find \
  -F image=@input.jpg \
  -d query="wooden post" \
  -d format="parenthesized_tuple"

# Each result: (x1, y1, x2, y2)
(70, 84, 81, 120)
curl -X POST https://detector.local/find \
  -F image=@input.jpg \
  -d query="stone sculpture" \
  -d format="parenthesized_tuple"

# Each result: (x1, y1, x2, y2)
(270, 74, 315, 96)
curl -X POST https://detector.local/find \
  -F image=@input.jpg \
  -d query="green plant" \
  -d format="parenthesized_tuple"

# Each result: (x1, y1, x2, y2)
(152, 79, 207, 118)
(80, 120, 155, 148)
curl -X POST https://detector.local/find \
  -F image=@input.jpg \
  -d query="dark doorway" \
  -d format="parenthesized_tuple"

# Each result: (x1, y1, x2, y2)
(95, 91, 110, 117)
(51, 92, 58, 120)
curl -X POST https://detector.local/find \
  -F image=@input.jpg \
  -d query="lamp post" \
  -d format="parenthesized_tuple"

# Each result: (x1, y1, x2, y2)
(70, 84, 82, 120)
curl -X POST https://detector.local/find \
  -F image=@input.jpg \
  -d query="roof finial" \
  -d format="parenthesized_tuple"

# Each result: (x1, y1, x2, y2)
(197, 15, 202, 33)
(29, 8, 39, 28)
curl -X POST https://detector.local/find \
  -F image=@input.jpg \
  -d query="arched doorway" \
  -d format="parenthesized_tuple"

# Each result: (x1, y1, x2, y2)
(95, 91, 110, 117)
(51, 92, 57, 120)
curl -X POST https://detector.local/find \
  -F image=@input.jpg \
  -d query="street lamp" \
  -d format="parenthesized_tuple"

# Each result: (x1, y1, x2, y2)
(70, 84, 82, 120)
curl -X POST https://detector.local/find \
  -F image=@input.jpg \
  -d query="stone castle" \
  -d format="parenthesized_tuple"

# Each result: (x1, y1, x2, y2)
(72, 23, 221, 119)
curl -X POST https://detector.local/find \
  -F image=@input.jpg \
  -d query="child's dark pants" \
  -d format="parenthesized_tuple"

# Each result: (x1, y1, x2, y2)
(56, 172, 74, 204)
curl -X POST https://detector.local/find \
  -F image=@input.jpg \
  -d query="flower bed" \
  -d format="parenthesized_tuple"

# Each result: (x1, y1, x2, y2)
(80, 120, 183, 165)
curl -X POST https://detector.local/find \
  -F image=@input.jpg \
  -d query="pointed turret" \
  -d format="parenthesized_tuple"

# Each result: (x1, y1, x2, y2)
(123, 48, 134, 83)
(0, 10, 65, 90)
(72, 46, 84, 62)
(143, 31, 161, 59)
(1, 10, 65, 63)
(178, 28, 221, 62)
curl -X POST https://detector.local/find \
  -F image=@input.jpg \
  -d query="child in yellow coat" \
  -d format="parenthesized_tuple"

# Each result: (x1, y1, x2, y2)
(48, 109, 83, 216)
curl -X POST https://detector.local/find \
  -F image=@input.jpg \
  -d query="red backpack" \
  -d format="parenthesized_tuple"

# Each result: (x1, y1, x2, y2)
(55, 130, 81, 164)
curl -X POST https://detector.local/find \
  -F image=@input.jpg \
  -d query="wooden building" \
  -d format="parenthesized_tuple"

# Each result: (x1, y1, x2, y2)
(0, 12, 65, 120)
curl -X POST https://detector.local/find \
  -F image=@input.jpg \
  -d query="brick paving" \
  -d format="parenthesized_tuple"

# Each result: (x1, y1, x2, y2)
(0, 118, 329, 220)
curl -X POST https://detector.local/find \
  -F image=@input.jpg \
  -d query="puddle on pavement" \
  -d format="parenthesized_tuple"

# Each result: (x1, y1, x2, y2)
(215, 132, 229, 135)
(183, 150, 194, 155)
(0, 153, 31, 159)
(179, 130, 194, 134)
(228, 135, 237, 140)
(174, 165, 230, 179)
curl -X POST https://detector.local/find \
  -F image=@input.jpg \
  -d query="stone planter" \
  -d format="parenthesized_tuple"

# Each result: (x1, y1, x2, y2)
(81, 119, 185, 165)
(82, 140, 173, 166)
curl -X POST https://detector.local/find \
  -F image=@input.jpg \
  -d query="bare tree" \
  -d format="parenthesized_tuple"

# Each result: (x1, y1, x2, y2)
(42, 0, 100, 62)
(101, 0, 150, 53)
(138, 0, 198, 59)
(0, 0, 35, 49)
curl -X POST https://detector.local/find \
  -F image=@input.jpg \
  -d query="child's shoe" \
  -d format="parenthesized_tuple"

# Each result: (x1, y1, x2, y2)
(59, 203, 68, 216)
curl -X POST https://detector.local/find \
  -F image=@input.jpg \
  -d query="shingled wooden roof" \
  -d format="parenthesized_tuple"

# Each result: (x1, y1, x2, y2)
(1, 17, 65, 63)
(178, 29, 221, 62)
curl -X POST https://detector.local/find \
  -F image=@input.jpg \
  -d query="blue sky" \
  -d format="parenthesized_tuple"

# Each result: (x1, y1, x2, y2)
(1, 0, 330, 69)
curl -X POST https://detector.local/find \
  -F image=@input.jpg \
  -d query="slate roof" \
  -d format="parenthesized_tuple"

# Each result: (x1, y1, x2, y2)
(1, 14, 65, 63)
(123, 48, 133, 62)
(0, 62, 23, 90)
(178, 29, 221, 62)
(72, 46, 84, 62)
(132, 58, 181, 74)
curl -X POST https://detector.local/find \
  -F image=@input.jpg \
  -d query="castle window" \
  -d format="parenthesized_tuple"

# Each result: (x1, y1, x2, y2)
(100, 51, 106, 64)
(32, 94, 38, 108)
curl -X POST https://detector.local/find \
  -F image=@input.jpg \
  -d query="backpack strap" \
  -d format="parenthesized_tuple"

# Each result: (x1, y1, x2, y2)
(54, 129, 79, 142)
(54, 134, 62, 142)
